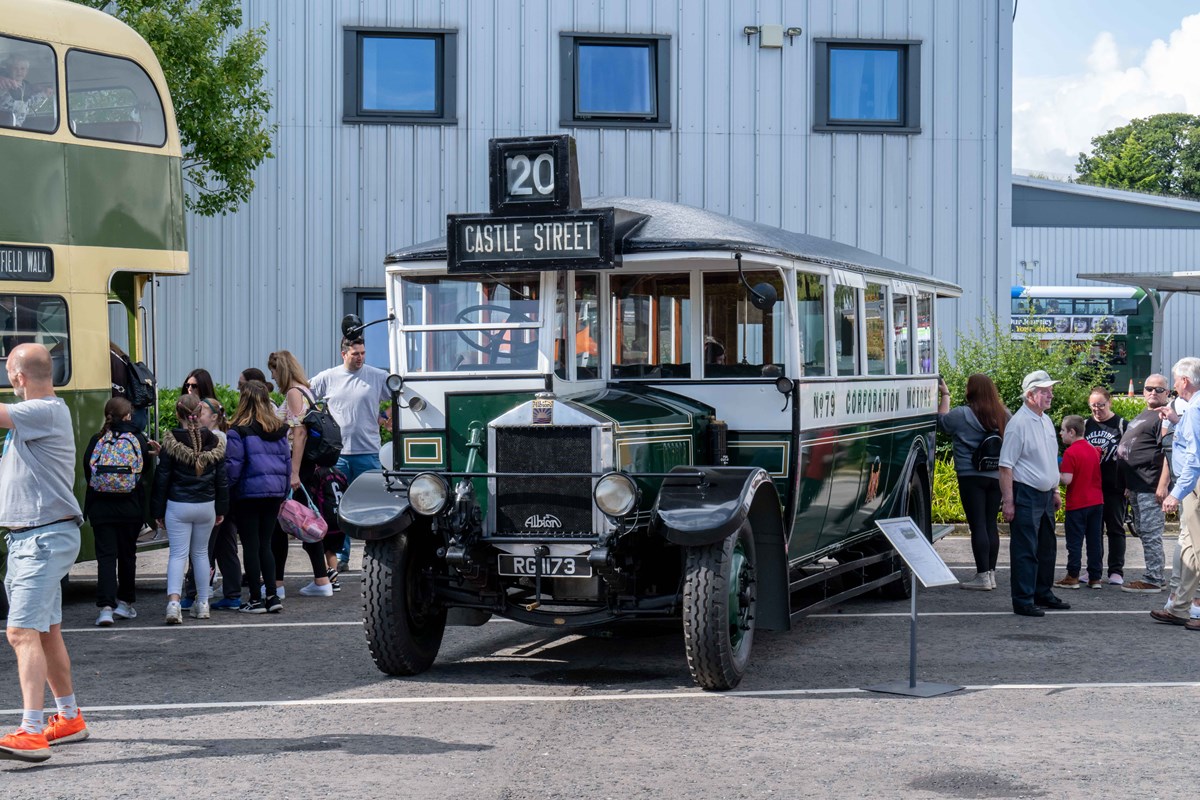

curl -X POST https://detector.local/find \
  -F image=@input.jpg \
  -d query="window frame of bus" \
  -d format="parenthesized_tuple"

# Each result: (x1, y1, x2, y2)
(832, 272, 864, 376)
(701, 269, 786, 379)
(398, 272, 543, 375)
(609, 271, 693, 379)
(0, 293, 71, 387)
(555, 272, 604, 382)
(0, 34, 59, 134)
(915, 292, 935, 374)
(892, 290, 912, 375)
(65, 48, 167, 148)
(864, 281, 888, 376)
(797, 271, 827, 377)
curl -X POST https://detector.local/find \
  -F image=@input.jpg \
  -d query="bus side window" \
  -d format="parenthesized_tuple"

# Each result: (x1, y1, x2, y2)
(865, 282, 887, 376)
(798, 272, 826, 376)
(0, 294, 71, 387)
(916, 293, 933, 373)
(892, 293, 911, 375)
(834, 285, 859, 376)
(0, 37, 58, 133)
(66, 50, 167, 147)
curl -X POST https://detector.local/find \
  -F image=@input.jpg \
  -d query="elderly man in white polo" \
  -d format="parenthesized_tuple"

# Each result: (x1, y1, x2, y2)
(999, 369, 1072, 617)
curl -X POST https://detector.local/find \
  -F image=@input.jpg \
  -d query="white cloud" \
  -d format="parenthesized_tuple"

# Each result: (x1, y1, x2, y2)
(1013, 16, 1200, 176)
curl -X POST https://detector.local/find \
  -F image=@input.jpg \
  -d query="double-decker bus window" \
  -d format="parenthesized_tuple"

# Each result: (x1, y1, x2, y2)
(702, 270, 784, 378)
(611, 273, 691, 378)
(0, 37, 57, 133)
(797, 272, 826, 376)
(865, 282, 887, 375)
(66, 49, 166, 147)
(1112, 298, 1138, 316)
(0, 294, 70, 386)
(834, 285, 859, 376)
(893, 293, 912, 375)
(916, 293, 933, 373)
(1075, 298, 1109, 315)
(400, 273, 541, 372)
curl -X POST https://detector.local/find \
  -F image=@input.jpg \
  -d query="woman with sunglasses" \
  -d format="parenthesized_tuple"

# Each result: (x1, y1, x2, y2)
(181, 368, 216, 399)
(1084, 386, 1129, 586)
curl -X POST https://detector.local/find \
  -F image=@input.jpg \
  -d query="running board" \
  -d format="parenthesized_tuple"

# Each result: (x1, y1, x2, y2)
(787, 549, 901, 623)
(932, 523, 953, 542)
(790, 573, 899, 621)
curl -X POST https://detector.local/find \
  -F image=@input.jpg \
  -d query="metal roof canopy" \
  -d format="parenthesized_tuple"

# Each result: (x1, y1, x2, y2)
(1078, 271, 1200, 376)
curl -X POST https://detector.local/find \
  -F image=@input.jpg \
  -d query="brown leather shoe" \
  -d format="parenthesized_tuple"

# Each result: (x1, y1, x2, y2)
(1185, 618, 1200, 632)
(1151, 608, 1188, 626)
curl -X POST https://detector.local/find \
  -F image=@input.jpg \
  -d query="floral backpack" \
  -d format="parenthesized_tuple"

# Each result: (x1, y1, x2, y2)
(88, 431, 143, 493)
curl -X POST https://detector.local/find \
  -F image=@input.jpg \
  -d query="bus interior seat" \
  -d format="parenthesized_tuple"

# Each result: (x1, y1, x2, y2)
(72, 120, 142, 143)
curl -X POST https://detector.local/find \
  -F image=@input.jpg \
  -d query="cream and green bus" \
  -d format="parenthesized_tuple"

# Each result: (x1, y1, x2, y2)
(0, 0, 188, 606)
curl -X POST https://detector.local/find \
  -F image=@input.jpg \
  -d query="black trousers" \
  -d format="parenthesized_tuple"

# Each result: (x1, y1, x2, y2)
(957, 474, 1001, 573)
(94, 520, 140, 608)
(1102, 490, 1127, 576)
(273, 523, 329, 582)
(236, 497, 283, 602)
(184, 516, 242, 601)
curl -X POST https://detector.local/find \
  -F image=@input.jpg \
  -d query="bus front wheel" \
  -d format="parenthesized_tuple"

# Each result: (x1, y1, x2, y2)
(362, 534, 446, 676)
(682, 522, 757, 691)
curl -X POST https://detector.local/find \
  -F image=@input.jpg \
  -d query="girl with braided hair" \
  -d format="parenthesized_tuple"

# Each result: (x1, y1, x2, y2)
(150, 393, 229, 624)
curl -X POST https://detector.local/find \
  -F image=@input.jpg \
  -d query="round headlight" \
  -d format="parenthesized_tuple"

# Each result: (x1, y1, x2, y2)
(408, 472, 449, 516)
(386, 373, 404, 393)
(594, 472, 638, 518)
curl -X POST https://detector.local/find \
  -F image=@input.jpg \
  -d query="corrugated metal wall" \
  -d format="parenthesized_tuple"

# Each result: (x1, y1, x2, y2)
(1013, 226, 1200, 374)
(163, 0, 1012, 386)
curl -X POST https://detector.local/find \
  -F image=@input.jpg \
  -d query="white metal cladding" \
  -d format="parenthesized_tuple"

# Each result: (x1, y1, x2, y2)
(1012, 226, 1200, 373)
(160, 0, 1011, 387)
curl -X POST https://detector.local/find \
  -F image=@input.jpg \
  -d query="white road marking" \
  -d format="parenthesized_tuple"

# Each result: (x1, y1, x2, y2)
(5, 680, 1200, 716)
(809, 609, 1158, 618)
(60, 621, 361, 634)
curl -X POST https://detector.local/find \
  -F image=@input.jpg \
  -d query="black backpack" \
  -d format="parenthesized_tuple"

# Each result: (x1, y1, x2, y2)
(971, 430, 1003, 472)
(301, 394, 343, 468)
(127, 360, 157, 409)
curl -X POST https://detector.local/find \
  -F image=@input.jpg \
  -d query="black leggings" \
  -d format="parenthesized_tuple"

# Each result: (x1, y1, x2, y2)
(235, 497, 283, 602)
(273, 523, 329, 582)
(94, 519, 140, 608)
(958, 474, 1001, 573)
(1103, 491, 1126, 576)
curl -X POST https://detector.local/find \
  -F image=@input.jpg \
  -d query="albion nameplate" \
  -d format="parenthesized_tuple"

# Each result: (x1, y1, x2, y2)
(0, 245, 53, 282)
(447, 209, 616, 273)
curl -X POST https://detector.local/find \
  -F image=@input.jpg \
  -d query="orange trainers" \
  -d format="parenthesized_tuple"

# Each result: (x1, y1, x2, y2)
(44, 711, 89, 746)
(0, 729, 51, 762)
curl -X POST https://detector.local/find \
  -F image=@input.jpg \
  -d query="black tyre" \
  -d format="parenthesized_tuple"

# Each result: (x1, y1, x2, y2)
(362, 533, 447, 676)
(880, 472, 930, 600)
(682, 522, 757, 691)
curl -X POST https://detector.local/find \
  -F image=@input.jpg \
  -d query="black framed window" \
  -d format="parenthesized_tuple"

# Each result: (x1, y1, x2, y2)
(343, 28, 456, 124)
(813, 39, 920, 134)
(560, 34, 670, 128)
(343, 288, 389, 370)
(0, 35, 58, 133)
(66, 49, 167, 146)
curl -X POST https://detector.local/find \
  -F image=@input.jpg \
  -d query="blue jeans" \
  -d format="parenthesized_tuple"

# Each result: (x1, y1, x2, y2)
(335, 454, 381, 563)
(1064, 504, 1103, 582)
(1009, 482, 1058, 608)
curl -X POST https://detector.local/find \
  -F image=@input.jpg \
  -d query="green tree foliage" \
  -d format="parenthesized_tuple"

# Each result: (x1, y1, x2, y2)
(73, 0, 275, 216)
(1075, 112, 1200, 199)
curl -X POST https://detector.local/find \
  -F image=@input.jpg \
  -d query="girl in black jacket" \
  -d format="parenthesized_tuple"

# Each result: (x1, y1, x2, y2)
(83, 397, 153, 627)
(151, 393, 229, 624)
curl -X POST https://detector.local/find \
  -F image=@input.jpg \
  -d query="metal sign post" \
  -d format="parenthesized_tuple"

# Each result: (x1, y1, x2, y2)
(864, 517, 962, 698)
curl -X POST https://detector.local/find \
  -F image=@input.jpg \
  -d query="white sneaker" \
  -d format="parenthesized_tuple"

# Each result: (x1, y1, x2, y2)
(113, 600, 137, 620)
(987, 570, 997, 590)
(1108, 573, 1124, 586)
(959, 572, 992, 591)
(96, 607, 114, 627)
(299, 581, 333, 597)
(190, 600, 210, 619)
(261, 584, 287, 600)
(165, 600, 183, 625)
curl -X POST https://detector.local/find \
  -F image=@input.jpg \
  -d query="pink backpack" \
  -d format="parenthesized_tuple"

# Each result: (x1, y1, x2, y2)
(277, 485, 328, 543)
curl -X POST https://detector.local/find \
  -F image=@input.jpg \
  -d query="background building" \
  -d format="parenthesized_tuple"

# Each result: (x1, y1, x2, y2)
(163, 0, 1013, 385)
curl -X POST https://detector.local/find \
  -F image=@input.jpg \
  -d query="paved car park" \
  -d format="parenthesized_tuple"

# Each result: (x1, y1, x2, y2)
(0, 535, 1194, 797)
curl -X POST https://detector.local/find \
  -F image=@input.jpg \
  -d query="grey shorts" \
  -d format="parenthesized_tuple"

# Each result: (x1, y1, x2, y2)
(4, 521, 81, 632)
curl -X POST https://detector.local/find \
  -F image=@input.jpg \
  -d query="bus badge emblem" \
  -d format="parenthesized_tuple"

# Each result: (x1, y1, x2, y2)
(532, 396, 554, 425)
(525, 514, 562, 529)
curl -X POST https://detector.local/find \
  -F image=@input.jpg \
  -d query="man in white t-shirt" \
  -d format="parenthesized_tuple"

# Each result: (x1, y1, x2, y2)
(0, 344, 88, 762)
(310, 336, 392, 570)
(999, 369, 1071, 618)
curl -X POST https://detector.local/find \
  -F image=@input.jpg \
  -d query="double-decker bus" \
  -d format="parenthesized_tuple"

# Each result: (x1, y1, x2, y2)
(0, 0, 188, 607)
(339, 135, 959, 690)
(1010, 285, 1154, 390)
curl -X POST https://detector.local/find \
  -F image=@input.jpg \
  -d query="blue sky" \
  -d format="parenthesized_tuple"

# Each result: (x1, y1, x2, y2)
(1013, 1, 1200, 175)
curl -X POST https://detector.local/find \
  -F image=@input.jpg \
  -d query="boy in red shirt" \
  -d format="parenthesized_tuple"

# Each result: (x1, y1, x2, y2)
(1054, 414, 1105, 589)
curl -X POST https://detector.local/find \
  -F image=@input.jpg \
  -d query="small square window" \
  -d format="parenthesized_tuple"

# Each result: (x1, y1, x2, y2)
(813, 39, 920, 134)
(343, 28, 456, 124)
(561, 34, 670, 128)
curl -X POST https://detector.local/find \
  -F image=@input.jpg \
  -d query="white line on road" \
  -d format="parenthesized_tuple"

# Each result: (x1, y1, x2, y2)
(59, 621, 361, 634)
(5, 680, 1200, 716)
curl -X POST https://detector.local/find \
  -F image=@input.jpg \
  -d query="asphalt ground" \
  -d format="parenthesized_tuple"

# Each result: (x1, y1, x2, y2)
(0, 533, 1195, 798)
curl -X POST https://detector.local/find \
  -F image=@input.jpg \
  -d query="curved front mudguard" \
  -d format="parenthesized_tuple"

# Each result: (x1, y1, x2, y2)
(338, 470, 414, 541)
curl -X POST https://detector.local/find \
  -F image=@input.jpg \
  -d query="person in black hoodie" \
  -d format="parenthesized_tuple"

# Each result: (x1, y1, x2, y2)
(151, 393, 228, 624)
(82, 397, 154, 627)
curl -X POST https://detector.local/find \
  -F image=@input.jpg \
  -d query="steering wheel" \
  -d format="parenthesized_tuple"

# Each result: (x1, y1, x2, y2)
(455, 304, 538, 363)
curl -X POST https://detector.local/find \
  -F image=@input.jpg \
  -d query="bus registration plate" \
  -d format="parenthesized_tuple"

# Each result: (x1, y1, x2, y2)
(497, 554, 592, 579)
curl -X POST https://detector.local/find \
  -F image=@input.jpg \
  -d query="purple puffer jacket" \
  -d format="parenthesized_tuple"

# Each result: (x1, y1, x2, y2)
(226, 422, 291, 500)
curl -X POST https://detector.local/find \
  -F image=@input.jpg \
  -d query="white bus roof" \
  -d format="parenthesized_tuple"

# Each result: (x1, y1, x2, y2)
(1012, 285, 1144, 300)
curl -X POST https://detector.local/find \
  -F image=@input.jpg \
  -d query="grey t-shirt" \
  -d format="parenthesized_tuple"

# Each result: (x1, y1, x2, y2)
(310, 364, 390, 455)
(0, 396, 83, 529)
(938, 405, 1011, 478)
(998, 403, 1060, 492)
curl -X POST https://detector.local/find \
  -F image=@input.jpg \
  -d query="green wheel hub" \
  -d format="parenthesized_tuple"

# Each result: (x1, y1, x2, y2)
(727, 540, 754, 649)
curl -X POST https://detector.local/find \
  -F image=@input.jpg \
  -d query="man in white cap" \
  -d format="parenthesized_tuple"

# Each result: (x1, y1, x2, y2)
(999, 369, 1072, 617)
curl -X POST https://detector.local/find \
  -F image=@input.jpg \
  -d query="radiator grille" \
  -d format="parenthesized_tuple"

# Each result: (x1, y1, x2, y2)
(493, 426, 594, 538)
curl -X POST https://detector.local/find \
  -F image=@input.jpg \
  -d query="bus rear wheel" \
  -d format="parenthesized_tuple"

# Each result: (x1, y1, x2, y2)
(362, 533, 446, 676)
(682, 522, 757, 691)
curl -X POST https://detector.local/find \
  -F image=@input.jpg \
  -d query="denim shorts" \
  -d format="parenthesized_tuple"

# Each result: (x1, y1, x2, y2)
(5, 521, 81, 632)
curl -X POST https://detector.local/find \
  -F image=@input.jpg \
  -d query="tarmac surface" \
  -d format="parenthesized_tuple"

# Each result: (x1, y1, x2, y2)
(0, 533, 1195, 798)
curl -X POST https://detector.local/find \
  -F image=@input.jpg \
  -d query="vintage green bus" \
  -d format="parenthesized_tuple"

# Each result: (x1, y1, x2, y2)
(339, 135, 959, 690)
(0, 0, 188, 610)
